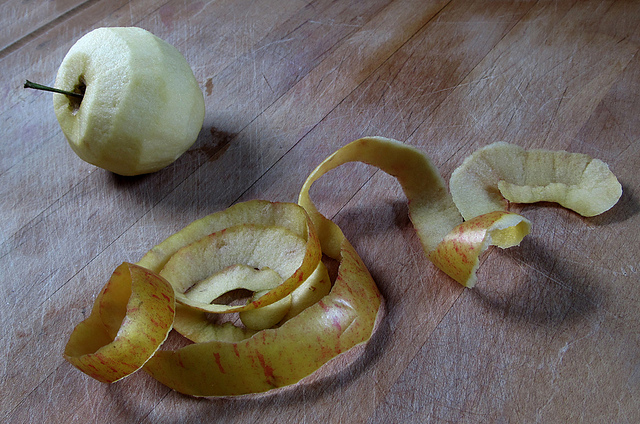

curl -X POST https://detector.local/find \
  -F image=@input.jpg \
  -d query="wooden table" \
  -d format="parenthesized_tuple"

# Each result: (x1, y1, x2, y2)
(2, 1, 639, 422)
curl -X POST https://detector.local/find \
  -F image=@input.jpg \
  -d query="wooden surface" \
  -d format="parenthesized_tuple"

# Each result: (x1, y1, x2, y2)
(2, 1, 640, 422)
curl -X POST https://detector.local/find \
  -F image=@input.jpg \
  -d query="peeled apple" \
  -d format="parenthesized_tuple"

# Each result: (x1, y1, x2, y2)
(53, 27, 205, 176)
(64, 137, 622, 396)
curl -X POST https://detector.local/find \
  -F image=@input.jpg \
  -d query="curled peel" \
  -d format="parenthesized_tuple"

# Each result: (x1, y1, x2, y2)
(450, 141, 623, 219)
(140, 200, 381, 396)
(137, 201, 322, 315)
(64, 137, 621, 396)
(428, 211, 531, 288)
(64, 263, 175, 383)
(142, 225, 380, 396)
(298, 136, 530, 287)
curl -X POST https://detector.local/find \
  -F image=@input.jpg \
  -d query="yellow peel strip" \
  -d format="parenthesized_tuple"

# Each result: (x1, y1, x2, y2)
(142, 228, 381, 397)
(137, 201, 322, 314)
(450, 142, 623, 219)
(299, 136, 463, 255)
(63, 263, 175, 383)
(64, 137, 621, 396)
(298, 136, 529, 286)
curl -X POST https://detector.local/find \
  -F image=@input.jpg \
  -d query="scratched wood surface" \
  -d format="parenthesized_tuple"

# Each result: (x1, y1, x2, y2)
(2, 0, 639, 423)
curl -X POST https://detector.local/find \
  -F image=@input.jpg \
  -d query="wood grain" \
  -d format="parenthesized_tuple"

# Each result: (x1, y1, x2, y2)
(2, 0, 639, 423)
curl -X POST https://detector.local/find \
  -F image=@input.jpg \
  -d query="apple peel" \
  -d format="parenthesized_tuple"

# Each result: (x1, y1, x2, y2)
(132, 200, 381, 396)
(137, 201, 322, 316)
(142, 224, 381, 396)
(158, 224, 310, 314)
(450, 141, 623, 219)
(298, 136, 531, 287)
(64, 137, 621, 397)
(63, 263, 175, 383)
(428, 211, 531, 287)
(170, 261, 331, 344)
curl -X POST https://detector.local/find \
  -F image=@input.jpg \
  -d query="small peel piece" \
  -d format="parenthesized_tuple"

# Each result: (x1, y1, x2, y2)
(450, 142, 623, 219)
(428, 211, 531, 287)
(64, 263, 175, 383)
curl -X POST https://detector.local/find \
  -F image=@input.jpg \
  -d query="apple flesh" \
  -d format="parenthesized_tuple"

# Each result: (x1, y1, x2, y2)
(53, 27, 205, 176)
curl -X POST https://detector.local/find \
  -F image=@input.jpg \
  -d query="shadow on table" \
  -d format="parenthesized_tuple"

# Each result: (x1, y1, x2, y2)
(589, 181, 639, 226)
(103, 123, 253, 213)
(470, 236, 606, 328)
(468, 179, 637, 327)
(469, 177, 638, 326)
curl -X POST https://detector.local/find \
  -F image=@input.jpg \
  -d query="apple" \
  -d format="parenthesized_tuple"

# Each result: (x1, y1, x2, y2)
(52, 27, 205, 176)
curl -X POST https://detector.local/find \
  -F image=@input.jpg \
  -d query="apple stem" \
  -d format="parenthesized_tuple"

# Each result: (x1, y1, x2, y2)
(24, 80, 84, 99)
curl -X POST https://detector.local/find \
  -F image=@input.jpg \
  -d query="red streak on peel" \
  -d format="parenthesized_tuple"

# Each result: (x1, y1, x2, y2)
(233, 344, 240, 358)
(317, 300, 329, 312)
(332, 316, 342, 332)
(256, 352, 275, 383)
(213, 352, 225, 374)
